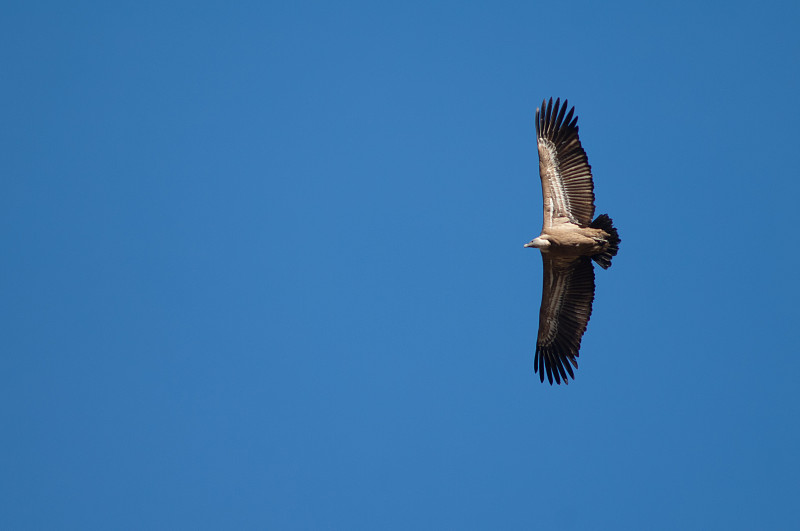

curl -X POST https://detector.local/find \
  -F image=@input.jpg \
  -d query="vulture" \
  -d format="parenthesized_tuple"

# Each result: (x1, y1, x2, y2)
(524, 98, 620, 385)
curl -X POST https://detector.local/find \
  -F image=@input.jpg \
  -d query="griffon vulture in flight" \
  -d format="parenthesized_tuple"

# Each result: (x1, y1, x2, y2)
(525, 98, 620, 385)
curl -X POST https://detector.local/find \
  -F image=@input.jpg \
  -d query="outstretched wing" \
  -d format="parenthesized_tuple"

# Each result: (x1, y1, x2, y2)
(536, 97, 596, 228)
(535, 254, 596, 385)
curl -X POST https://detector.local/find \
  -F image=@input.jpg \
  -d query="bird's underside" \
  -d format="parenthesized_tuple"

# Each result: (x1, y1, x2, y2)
(525, 219, 611, 254)
(526, 98, 620, 385)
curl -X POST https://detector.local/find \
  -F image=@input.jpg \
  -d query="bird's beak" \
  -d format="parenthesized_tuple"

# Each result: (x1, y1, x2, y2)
(523, 242, 533, 248)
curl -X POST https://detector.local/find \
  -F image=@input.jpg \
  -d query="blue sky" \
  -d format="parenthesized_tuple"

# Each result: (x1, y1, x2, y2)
(2, 1, 799, 529)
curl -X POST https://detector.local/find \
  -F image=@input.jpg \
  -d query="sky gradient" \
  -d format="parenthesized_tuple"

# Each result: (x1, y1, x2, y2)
(3, 1, 800, 529)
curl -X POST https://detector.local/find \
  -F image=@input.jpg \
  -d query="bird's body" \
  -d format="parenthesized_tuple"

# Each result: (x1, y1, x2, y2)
(525, 98, 620, 384)
(525, 222, 608, 252)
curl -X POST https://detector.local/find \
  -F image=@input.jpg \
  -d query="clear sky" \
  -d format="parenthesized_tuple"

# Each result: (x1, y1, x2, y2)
(3, 1, 799, 529)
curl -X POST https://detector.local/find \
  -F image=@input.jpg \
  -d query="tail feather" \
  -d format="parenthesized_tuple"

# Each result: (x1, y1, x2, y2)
(590, 214, 620, 269)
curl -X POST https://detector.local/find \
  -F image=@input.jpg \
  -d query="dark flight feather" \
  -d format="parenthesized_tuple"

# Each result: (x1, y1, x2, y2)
(534, 255, 595, 384)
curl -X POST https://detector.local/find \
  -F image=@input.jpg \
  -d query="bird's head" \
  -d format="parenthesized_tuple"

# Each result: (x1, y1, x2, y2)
(524, 237, 550, 249)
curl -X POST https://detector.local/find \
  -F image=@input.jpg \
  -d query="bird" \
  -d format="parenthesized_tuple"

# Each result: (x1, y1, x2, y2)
(524, 98, 620, 385)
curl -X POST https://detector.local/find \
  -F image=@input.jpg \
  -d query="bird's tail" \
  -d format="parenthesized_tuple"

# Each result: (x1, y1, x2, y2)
(590, 214, 620, 269)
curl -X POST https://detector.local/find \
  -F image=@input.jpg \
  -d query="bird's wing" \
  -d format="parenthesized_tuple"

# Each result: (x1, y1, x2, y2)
(536, 97, 596, 228)
(535, 254, 595, 385)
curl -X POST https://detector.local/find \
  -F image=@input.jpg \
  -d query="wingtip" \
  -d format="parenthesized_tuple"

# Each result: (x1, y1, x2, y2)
(534, 345, 582, 386)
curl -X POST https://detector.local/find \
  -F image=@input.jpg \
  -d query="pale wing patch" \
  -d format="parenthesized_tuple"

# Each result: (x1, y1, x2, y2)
(538, 138, 576, 225)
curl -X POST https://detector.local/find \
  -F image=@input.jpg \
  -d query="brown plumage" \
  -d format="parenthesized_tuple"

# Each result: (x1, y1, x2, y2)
(524, 98, 620, 384)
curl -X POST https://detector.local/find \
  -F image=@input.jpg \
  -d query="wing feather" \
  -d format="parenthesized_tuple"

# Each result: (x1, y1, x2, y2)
(534, 254, 596, 385)
(536, 97, 596, 227)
